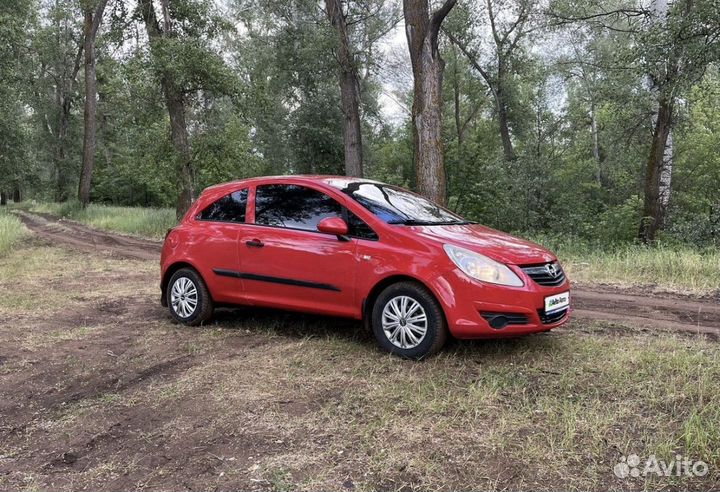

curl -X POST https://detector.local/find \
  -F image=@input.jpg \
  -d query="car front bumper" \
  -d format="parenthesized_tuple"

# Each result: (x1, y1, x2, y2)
(433, 268, 571, 339)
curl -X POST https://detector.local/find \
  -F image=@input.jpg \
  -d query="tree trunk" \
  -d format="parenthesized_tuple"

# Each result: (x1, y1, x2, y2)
(659, 129, 672, 210)
(590, 100, 601, 184)
(639, 98, 673, 243)
(12, 186, 21, 203)
(78, 0, 108, 208)
(55, 94, 72, 202)
(638, 0, 676, 243)
(165, 86, 194, 218)
(404, 0, 456, 205)
(0, 192, 6, 206)
(53, 23, 85, 203)
(497, 100, 515, 161)
(138, 0, 194, 219)
(451, 46, 462, 147)
(495, 62, 515, 162)
(325, 0, 363, 177)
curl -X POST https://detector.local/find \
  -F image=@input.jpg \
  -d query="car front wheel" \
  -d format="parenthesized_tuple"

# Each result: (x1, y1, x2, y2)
(371, 281, 447, 359)
(167, 268, 213, 326)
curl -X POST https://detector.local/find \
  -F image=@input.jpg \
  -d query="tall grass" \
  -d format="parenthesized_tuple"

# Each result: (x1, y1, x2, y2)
(0, 208, 27, 255)
(30, 201, 176, 239)
(530, 234, 720, 294)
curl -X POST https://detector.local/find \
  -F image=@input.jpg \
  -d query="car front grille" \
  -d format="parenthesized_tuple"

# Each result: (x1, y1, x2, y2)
(538, 307, 569, 324)
(520, 261, 566, 287)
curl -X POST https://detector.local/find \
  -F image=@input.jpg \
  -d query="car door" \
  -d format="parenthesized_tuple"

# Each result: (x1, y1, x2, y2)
(193, 188, 248, 304)
(239, 183, 359, 317)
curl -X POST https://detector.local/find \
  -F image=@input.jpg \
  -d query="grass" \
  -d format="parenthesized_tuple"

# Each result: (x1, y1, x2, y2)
(25, 200, 176, 239)
(0, 243, 156, 316)
(562, 245, 720, 294)
(529, 235, 720, 295)
(0, 239, 719, 490)
(0, 207, 27, 255)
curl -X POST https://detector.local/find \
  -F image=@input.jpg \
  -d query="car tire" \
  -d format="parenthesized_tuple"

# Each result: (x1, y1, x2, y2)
(166, 268, 213, 326)
(371, 281, 447, 359)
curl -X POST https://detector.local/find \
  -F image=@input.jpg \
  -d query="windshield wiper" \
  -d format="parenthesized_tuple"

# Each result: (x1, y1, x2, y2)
(389, 219, 475, 226)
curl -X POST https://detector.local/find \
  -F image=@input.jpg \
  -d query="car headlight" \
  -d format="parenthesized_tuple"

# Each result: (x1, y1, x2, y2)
(443, 244, 524, 287)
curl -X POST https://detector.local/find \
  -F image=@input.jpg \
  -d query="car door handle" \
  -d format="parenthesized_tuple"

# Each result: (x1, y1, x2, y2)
(245, 239, 264, 248)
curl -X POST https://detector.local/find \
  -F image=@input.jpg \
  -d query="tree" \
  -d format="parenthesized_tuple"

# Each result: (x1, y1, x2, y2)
(403, 0, 457, 205)
(638, 0, 720, 242)
(42, 1, 85, 201)
(555, 28, 608, 185)
(137, 0, 194, 219)
(548, 0, 720, 243)
(325, 0, 364, 177)
(639, 0, 674, 243)
(446, 0, 537, 162)
(78, 0, 108, 207)
(0, 0, 34, 204)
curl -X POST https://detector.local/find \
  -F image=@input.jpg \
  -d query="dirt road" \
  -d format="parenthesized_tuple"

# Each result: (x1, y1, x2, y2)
(15, 210, 720, 336)
(15, 210, 161, 261)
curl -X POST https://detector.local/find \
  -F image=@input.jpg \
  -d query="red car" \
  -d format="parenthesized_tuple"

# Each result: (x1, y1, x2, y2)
(161, 176, 570, 358)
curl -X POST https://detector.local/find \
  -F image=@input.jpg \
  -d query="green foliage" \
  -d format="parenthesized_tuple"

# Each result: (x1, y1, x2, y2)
(193, 105, 268, 189)
(667, 69, 720, 246)
(0, 0, 34, 195)
(366, 127, 414, 187)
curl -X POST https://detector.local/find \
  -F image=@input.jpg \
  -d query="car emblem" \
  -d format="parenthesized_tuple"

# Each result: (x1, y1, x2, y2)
(546, 263, 558, 277)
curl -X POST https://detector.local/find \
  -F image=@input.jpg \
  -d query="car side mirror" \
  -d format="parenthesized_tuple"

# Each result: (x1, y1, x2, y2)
(317, 217, 349, 240)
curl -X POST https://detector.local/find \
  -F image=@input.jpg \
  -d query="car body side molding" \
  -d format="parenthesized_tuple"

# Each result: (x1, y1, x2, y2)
(212, 268, 342, 292)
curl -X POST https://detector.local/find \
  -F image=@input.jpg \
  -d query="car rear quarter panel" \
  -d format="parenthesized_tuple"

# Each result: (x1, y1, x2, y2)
(162, 224, 244, 305)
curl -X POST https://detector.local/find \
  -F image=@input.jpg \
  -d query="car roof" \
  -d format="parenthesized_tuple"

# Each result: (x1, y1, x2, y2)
(200, 175, 385, 195)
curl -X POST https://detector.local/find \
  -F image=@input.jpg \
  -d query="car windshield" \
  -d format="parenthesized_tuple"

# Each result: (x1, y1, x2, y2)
(333, 181, 471, 225)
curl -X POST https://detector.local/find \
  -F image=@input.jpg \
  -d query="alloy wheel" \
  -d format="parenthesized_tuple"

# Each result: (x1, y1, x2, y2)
(170, 276, 198, 318)
(381, 295, 428, 349)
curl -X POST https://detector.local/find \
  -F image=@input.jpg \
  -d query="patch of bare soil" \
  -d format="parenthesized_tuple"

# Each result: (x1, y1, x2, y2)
(14, 210, 161, 261)
(571, 287, 720, 335)
(0, 281, 289, 491)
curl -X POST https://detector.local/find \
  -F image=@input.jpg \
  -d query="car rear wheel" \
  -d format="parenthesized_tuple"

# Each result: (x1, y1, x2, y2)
(371, 281, 447, 359)
(167, 268, 213, 326)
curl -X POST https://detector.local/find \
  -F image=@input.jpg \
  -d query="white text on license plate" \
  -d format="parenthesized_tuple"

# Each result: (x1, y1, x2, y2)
(545, 291, 570, 314)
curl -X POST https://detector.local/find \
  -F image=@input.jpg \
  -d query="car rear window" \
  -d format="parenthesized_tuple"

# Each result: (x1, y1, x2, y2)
(197, 189, 248, 223)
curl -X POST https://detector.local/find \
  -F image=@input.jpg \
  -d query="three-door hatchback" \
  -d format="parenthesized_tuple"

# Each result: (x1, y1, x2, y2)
(161, 175, 571, 358)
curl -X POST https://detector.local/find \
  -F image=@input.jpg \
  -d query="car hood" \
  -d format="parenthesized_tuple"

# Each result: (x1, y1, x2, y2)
(411, 223, 555, 265)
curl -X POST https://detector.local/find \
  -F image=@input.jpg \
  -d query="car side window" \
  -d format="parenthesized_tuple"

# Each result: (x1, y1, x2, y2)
(198, 189, 248, 223)
(255, 184, 342, 231)
(254, 184, 378, 239)
(346, 210, 378, 240)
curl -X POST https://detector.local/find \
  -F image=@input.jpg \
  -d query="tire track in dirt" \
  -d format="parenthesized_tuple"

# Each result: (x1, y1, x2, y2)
(572, 288, 720, 335)
(15, 210, 161, 261)
(15, 210, 720, 336)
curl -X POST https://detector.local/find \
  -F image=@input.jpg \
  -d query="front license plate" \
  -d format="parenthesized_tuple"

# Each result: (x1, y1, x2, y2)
(545, 291, 570, 314)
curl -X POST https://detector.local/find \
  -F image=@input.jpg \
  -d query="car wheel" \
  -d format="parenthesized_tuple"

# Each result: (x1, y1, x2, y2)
(167, 268, 213, 326)
(371, 281, 447, 359)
